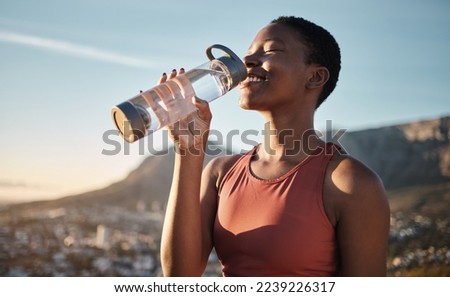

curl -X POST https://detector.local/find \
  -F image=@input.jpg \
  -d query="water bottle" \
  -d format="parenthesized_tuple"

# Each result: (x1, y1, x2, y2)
(111, 44, 247, 143)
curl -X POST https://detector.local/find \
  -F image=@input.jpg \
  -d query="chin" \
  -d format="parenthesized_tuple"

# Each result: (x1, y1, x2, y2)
(238, 97, 254, 110)
(239, 95, 268, 112)
(238, 92, 254, 105)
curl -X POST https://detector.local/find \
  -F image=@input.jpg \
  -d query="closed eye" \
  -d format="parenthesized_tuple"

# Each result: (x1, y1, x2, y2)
(265, 48, 282, 53)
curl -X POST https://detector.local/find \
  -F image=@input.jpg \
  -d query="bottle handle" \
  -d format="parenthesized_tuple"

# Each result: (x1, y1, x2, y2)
(206, 44, 241, 62)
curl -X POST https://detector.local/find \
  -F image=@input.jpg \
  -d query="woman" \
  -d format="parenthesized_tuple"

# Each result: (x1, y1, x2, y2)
(160, 16, 390, 276)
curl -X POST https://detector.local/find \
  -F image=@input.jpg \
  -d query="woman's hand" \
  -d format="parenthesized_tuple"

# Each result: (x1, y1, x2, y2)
(158, 68, 212, 154)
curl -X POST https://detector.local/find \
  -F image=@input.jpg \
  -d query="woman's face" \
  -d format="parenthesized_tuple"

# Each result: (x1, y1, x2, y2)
(239, 23, 313, 111)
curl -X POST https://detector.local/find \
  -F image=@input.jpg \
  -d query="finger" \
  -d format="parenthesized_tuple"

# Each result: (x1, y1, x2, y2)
(179, 67, 185, 75)
(192, 97, 212, 122)
(158, 72, 167, 84)
(168, 69, 177, 79)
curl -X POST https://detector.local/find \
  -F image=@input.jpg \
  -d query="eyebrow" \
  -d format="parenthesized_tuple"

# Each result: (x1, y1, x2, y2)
(263, 38, 286, 45)
(247, 38, 286, 52)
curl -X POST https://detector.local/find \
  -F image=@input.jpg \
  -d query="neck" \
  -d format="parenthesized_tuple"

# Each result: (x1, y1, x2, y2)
(258, 109, 322, 162)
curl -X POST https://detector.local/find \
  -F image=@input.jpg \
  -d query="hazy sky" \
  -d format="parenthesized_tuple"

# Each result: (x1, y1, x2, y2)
(1, 0, 449, 203)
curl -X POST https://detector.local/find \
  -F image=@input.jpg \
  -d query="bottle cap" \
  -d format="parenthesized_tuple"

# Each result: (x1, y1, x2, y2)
(111, 101, 147, 143)
(206, 44, 247, 89)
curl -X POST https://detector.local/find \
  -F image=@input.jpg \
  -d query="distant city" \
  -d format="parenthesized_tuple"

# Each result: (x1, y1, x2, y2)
(0, 198, 448, 276)
(388, 212, 449, 275)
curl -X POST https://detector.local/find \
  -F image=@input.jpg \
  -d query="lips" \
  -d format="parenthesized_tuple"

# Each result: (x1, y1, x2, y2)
(240, 72, 267, 88)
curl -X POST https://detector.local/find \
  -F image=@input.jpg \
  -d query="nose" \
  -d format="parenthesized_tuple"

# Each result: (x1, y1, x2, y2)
(243, 52, 261, 68)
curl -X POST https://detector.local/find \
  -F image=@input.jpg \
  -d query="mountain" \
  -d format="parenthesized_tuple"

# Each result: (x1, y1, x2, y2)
(6, 143, 231, 212)
(339, 116, 450, 190)
(36, 115, 450, 211)
(1, 115, 449, 276)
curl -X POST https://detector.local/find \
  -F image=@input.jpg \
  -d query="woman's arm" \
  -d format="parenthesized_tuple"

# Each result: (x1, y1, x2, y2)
(159, 68, 217, 276)
(161, 148, 217, 276)
(327, 156, 391, 276)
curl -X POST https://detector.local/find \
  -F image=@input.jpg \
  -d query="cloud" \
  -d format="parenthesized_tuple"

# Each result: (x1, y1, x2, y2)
(0, 30, 157, 68)
(0, 180, 42, 189)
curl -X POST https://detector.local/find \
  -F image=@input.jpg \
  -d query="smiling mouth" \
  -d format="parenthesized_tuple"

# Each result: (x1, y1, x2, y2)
(241, 74, 267, 86)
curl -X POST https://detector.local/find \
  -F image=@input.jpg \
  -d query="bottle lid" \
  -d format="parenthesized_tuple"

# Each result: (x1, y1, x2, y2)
(111, 101, 147, 143)
(206, 44, 247, 89)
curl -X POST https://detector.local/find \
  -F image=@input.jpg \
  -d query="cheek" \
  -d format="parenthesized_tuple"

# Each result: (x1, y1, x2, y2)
(282, 65, 308, 91)
(268, 58, 305, 82)
(275, 72, 304, 94)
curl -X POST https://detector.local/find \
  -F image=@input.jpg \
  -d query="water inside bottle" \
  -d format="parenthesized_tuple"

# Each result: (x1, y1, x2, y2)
(136, 68, 229, 134)
(185, 68, 229, 101)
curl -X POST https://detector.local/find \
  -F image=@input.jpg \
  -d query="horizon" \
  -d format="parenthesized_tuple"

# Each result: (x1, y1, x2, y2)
(1, 0, 449, 203)
(1, 113, 448, 206)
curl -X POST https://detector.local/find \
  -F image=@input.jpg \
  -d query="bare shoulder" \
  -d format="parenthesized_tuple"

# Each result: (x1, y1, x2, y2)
(203, 153, 246, 188)
(324, 151, 390, 225)
(329, 152, 385, 196)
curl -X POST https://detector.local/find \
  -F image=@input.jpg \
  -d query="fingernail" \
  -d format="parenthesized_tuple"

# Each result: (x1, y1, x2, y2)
(180, 68, 185, 71)
(162, 72, 167, 76)
(172, 69, 176, 72)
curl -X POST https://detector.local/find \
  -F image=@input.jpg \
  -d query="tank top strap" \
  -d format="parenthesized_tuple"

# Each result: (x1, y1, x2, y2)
(314, 142, 342, 172)
(218, 146, 257, 194)
(325, 142, 341, 156)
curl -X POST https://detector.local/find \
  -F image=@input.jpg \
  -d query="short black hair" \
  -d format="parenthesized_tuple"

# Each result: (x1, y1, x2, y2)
(271, 16, 341, 108)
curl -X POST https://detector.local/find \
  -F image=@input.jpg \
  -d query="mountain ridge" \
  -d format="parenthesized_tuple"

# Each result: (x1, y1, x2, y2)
(339, 115, 450, 189)
(3, 115, 449, 211)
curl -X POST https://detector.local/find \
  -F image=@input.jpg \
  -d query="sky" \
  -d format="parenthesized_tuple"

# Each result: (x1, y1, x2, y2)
(0, 0, 449, 204)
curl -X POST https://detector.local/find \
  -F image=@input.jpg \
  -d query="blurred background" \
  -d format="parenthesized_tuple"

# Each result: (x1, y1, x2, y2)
(0, 0, 449, 276)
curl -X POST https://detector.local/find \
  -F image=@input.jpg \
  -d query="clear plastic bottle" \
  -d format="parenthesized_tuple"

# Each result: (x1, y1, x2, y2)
(111, 44, 247, 143)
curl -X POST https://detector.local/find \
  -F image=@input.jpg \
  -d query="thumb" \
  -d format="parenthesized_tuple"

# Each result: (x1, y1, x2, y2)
(192, 97, 212, 122)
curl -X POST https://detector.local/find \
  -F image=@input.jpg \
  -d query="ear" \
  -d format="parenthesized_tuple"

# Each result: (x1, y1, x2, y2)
(306, 66, 329, 89)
